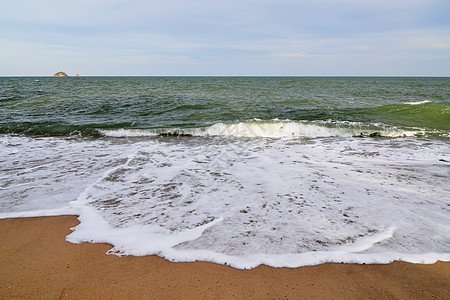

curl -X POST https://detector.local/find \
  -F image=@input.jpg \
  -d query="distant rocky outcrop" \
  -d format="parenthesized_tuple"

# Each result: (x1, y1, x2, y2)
(53, 72, 68, 77)
(75, 74, 81, 77)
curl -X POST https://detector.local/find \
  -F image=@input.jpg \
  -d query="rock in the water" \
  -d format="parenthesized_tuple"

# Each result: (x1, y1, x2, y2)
(52, 72, 68, 77)
(369, 132, 382, 138)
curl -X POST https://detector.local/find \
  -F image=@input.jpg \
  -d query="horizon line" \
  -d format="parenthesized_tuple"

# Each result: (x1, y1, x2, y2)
(1, 74, 449, 78)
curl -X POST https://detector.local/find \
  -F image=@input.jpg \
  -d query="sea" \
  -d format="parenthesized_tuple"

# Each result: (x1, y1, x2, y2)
(1, 76, 449, 269)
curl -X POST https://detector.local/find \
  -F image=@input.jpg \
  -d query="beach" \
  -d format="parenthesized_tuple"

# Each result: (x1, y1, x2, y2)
(1, 77, 449, 298)
(2, 0, 450, 295)
(0, 215, 448, 299)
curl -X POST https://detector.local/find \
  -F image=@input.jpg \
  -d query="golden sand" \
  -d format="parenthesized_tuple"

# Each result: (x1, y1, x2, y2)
(0, 216, 448, 299)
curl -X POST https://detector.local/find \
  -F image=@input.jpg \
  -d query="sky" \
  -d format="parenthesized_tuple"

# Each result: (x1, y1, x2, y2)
(0, 0, 449, 76)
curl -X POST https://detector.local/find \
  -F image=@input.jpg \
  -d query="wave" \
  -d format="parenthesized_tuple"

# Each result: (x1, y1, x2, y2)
(362, 101, 449, 132)
(404, 100, 432, 105)
(3, 129, 449, 269)
(99, 120, 427, 139)
(2, 101, 448, 138)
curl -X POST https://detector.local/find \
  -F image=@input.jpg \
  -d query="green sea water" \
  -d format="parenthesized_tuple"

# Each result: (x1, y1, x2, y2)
(1, 76, 449, 137)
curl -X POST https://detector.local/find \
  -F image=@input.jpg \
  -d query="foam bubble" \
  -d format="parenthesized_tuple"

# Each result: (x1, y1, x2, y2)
(98, 128, 159, 137)
(0, 207, 78, 219)
(99, 120, 423, 139)
(0, 135, 136, 214)
(203, 121, 353, 137)
(2, 134, 449, 268)
(404, 100, 432, 105)
(66, 136, 449, 268)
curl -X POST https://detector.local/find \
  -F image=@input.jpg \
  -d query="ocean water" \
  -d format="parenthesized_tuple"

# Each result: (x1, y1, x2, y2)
(1, 76, 449, 268)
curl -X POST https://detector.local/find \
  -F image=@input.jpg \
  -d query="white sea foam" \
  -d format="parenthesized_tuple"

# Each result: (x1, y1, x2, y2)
(404, 100, 432, 105)
(203, 122, 353, 137)
(0, 207, 78, 219)
(98, 128, 159, 137)
(1, 134, 449, 268)
(99, 120, 422, 139)
(0, 136, 134, 215)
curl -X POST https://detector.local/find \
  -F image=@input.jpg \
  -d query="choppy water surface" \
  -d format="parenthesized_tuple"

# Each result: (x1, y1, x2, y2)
(1, 77, 449, 268)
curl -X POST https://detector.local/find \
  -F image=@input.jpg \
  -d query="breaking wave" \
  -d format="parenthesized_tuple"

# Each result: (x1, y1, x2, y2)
(98, 120, 426, 139)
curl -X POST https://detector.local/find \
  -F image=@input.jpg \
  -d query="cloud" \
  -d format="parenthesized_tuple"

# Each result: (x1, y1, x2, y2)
(0, 0, 449, 75)
(274, 53, 320, 58)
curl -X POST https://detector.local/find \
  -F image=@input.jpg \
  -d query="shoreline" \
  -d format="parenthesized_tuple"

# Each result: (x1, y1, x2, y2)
(0, 216, 448, 299)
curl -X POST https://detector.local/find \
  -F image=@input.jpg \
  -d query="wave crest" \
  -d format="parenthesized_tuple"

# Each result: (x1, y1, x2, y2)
(403, 100, 432, 105)
(99, 120, 424, 139)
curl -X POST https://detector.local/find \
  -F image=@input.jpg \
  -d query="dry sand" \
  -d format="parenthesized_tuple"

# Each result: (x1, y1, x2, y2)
(0, 216, 448, 299)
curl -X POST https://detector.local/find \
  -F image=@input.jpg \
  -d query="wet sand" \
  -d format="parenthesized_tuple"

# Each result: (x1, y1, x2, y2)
(0, 216, 448, 299)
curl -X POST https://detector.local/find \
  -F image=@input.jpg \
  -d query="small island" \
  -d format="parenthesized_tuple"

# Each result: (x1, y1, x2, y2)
(52, 72, 68, 77)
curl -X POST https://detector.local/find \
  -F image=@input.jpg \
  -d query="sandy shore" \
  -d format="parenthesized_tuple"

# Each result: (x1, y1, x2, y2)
(0, 216, 448, 299)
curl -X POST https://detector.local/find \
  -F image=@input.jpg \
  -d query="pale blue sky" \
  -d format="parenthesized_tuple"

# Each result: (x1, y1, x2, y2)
(1, 0, 449, 76)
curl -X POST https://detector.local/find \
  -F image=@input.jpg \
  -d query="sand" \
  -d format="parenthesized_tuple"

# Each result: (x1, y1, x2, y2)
(0, 216, 448, 299)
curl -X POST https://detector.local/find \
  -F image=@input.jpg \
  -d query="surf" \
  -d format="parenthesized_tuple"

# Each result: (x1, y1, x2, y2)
(98, 119, 432, 139)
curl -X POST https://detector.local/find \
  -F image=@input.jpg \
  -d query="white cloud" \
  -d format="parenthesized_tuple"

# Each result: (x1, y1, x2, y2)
(1, 0, 449, 75)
